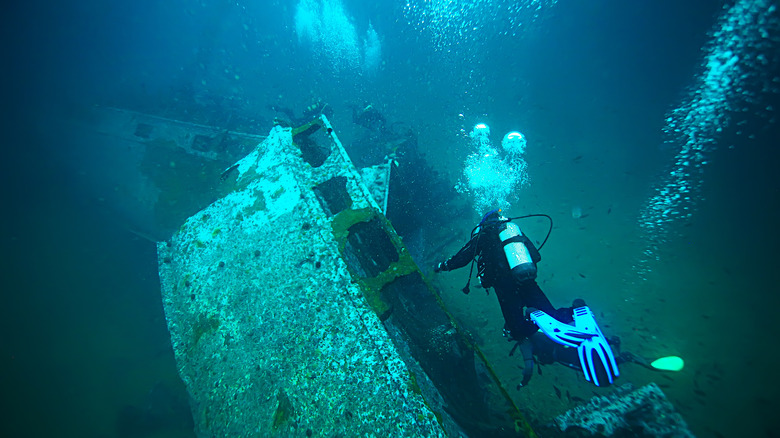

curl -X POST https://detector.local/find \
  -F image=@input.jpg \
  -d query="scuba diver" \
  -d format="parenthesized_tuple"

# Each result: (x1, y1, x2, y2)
(351, 103, 388, 134)
(434, 209, 576, 342)
(435, 209, 683, 387)
(269, 99, 333, 127)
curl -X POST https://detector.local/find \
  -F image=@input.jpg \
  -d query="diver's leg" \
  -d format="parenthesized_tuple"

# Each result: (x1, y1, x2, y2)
(495, 280, 538, 340)
(618, 351, 652, 368)
(521, 281, 575, 323)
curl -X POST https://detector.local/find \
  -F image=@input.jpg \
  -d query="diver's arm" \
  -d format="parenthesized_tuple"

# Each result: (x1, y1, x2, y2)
(437, 235, 478, 271)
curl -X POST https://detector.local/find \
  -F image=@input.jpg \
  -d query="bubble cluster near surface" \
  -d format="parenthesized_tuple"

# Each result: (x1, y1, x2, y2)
(402, 0, 557, 52)
(295, 0, 381, 72)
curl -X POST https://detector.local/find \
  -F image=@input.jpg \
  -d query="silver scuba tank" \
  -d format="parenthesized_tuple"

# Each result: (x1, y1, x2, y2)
(498, 221, 537, 282)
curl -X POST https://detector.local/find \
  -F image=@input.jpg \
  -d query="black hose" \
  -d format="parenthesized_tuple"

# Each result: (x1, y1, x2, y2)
(508, 214, 554, 251)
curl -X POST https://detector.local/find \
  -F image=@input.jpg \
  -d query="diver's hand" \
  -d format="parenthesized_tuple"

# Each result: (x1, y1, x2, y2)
(434, 261, 447, 272)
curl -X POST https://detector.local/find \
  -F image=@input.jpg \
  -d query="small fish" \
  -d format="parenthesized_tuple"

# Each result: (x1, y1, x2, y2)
(220, 163, 240, 181)
(553, 385, 561, 399)
(677, 401, 693, 412)
(607, 207, 612, 214)
(566, 390, 571, 402)
(572, 396, 585, 403)
(573, 155, 583, 162)
(578, 273, 586, 278)
(694, 389, 707, 397)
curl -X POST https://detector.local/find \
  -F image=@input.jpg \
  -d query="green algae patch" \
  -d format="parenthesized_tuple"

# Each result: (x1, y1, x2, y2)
(330, 207, 374, 252)
(330, 207, 420, 320)
(272, 390, 294, 429)
(191, 313, 220, 349)
(408, 371, 422, 396)
(241, 188, 267, 217)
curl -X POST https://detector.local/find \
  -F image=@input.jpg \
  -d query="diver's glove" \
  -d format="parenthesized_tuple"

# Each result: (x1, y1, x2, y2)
(434, 261, 448, 273)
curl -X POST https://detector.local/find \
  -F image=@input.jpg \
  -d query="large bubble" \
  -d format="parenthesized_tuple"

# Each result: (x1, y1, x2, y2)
(635, 0, 779, 280)
(502, 131, 527, 157)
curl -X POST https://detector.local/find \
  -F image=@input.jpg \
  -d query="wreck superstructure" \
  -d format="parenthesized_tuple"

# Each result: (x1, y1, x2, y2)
(155, 115, 533, 437)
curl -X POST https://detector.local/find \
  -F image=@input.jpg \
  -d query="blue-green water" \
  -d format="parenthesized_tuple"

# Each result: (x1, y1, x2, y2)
(3, 1, 779, 436)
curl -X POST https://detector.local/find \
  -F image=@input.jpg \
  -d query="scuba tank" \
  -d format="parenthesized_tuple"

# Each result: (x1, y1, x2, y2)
(498, 221, 537, 283)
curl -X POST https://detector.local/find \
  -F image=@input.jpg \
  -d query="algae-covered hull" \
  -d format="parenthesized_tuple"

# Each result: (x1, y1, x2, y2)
(157, 116, 532, 437)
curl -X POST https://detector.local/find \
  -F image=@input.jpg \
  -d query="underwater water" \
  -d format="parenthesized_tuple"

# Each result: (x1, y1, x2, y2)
(3, 0, 779, 437)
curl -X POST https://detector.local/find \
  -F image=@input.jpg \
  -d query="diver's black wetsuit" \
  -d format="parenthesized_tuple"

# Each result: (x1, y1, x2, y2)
(438, 219, 574, 341)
